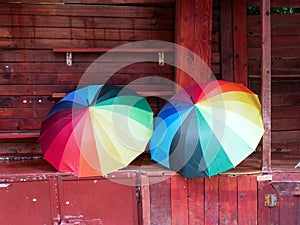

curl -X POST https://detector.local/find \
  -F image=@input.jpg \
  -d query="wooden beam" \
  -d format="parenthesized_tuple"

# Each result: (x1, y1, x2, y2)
(220, 0, 234, 82)
(175, 0, 212, 89)
(261, 0, 272, 172)
(233, 0, 248, 86)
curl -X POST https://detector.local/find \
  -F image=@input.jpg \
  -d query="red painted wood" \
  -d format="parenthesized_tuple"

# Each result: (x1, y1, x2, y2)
(279, 195, 295, 224)
(149, 177, 172, 225)
(237, 176, 257, 225)
(187, 178, 205, 224)
(204, 176, 219, 225)
(233, 0, 248, 86)
(141, 175, 151, 225)
(220, 0, 234, 82)
(258, 181, 271, 225)
(247, 0, 300, 7)
(261, 0, 272, 172)
(0, 180, 54, 225)
(170, 175, 188, 225)
(219, 176, 238, 225)
(59, 175, 138, 224)
(175, 0, 212, 89)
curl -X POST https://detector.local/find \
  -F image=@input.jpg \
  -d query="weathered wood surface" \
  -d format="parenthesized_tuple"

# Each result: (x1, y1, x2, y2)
(175, 0, 213, 88)
(247, 0, 300, 151)
(0, 1, 175, 141)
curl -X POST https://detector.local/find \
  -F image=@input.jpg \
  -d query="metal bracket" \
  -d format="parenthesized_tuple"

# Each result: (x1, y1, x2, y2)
(66, 52, 72, 66)
(264, 194, 277, 207)
(158, 52, 164, 66)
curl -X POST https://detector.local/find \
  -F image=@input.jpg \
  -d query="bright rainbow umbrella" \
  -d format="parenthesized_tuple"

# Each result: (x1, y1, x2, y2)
(150, 80, 264, 178)
(39, 85, 153, 177)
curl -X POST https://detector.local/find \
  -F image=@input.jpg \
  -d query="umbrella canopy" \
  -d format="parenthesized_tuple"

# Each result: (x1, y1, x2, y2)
(39, 85, 153, 177)
(150, 80, 264, 178)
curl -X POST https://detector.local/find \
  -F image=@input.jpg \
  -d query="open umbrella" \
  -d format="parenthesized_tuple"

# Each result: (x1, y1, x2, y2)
(39, 85, 153, 177)
(150, 80, 264, 178)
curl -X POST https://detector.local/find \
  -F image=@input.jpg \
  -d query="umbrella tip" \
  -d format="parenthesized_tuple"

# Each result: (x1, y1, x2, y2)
(190, 96, 195, 104)
(86, 99, 90, 105)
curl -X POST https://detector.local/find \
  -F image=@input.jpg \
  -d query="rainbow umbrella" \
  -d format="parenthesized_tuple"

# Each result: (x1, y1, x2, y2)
(150, 80, 264, 178)
(39, 85, 153, 177)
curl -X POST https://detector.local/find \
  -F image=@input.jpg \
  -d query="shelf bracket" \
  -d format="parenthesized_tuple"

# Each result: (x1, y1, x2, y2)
(66, 52, 72, 66)
(158, 52, 164, 66)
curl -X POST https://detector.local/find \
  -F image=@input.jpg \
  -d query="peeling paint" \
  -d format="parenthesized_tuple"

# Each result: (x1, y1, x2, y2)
(0, 183, 10, 188)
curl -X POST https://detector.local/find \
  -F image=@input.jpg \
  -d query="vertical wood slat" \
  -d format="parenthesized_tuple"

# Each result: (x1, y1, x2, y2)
(233, 0, 248, 86)
(175, 0, 213, 89)
(175, 0, 196, 89)
(261, 0, 272, 172)
(149, 177, 172, 225)
(194, 0, 212, 83)
(237, 176, 257, 225)
(204, 176, 219, 224)
(219, 176, 238, 225)
(187, 178, 205, 224)
(141, 175, 151, 225)
(279, 195, 295, 225)
(257, 181, 273, 225)
(171, 175, 188, 225)
(220, 0, 234, 82)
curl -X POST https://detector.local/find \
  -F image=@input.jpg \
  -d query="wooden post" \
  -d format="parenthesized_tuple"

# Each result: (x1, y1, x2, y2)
(233, 0, 248, 86)
(220, 0, 234, 82)
(261, 0, 272, 172)
(175, 0, 212, 89)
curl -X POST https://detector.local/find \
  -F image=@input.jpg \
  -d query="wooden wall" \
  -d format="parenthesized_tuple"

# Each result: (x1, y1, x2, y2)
(0, 0, 176, 153)
(141, 171, 300, 225)
(0, 0, 222, 154)
(247, 0, 300, 152)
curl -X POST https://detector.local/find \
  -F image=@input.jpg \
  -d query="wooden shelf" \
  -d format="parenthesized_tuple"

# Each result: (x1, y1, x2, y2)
(52, 91, 174, 99)
(52, 48, 174, 53)
(53, 47, 174, 66)
(0, 132, 40, 139)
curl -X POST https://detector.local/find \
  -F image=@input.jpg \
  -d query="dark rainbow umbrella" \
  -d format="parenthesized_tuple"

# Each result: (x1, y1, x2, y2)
(150, 80, 264, 178)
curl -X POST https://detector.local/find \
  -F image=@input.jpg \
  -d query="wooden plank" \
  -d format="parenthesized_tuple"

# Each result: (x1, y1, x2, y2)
(187, 178, 205, 224)
(175, 0, 212, 89)
(272, 118, 300, 131)
(257, 181, 272, 225)
(248, 47, 300, 58)
(0, 132, 40, 139)
(220, 0, 234, 82)
(81, 0, 175, 4)
(0, 15, 174, 30)
(249, 80, 300, 95)
(194, 0, 212, 80)
(233, 0, 248, 86)
(237, 176, 257, 225)
(272, 130, 300, 143)
(0, 4, 175, 19)
(279, 195, 295, 225)
(149, 177, 171, 225)
(141, 175, 151, 225)
(170, 175, 188, 225)
(247, 0, 300, 7)
(1, 27, 173, 41)
(0, 119, 43, 131)
(0, 108, 49, 119)
(175, 0, 196, 89)
(204, 176, 218, 225)
(219, 176, 238, 225)
(248, 35, 300, 48)
(0, 141, 41, 154)
(261, 0, 272, 172)
(0, 84, 174, 96)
